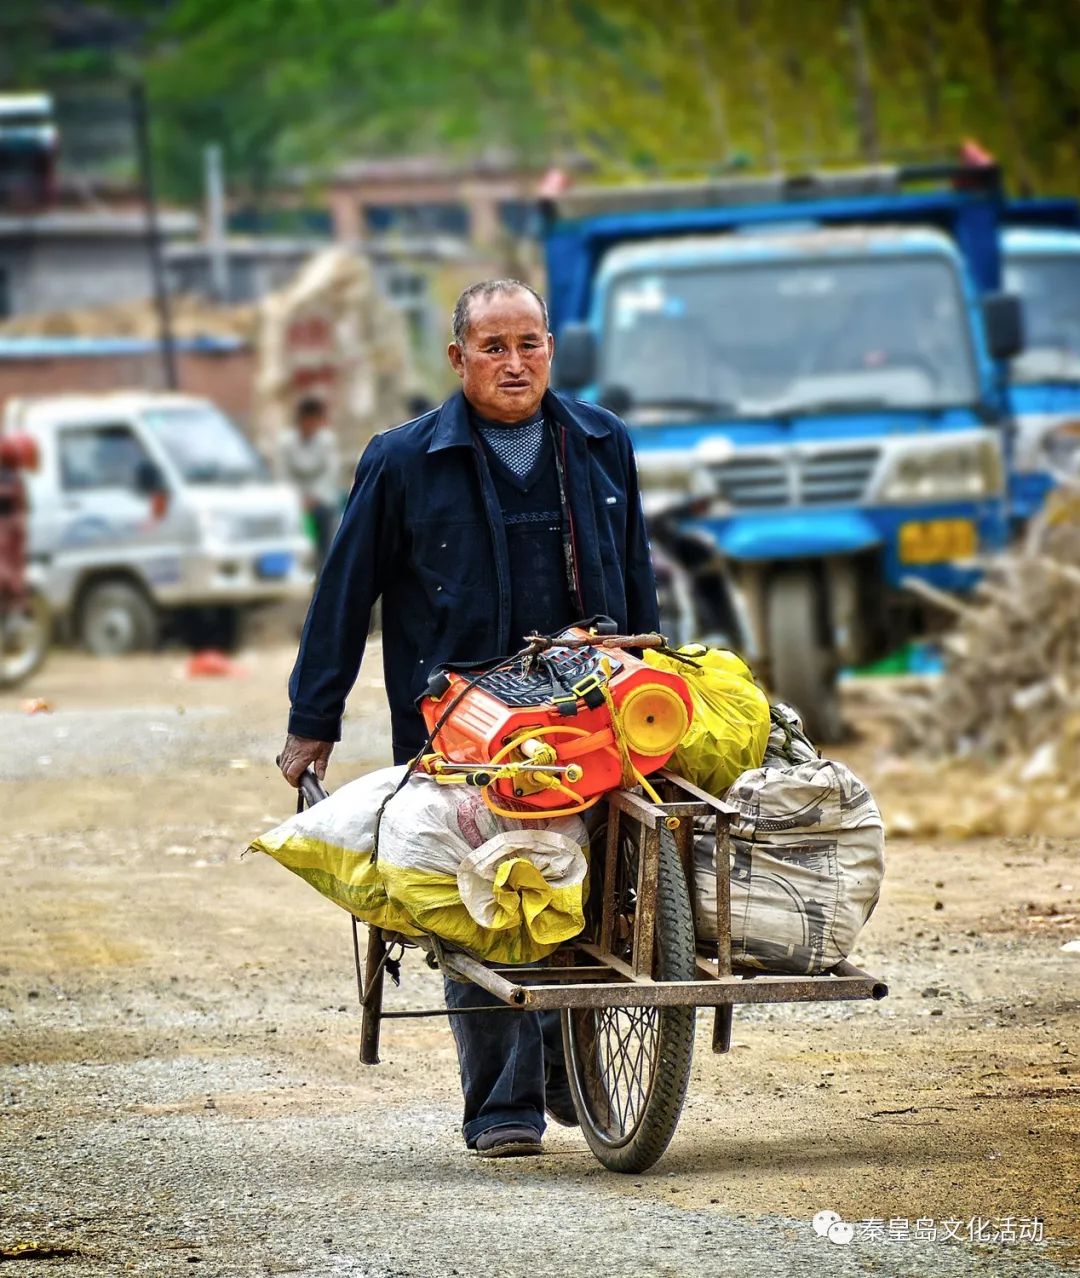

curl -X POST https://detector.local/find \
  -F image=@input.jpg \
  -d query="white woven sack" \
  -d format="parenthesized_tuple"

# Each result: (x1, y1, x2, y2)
(378, 776, 588, 877)
(695, 758, 884, 974)
(457, 830, 588, 929)
(260, 764, 408, 852)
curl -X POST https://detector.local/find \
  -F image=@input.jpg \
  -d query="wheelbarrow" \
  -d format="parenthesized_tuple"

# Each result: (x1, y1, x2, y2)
(295, 767, 888, 1174)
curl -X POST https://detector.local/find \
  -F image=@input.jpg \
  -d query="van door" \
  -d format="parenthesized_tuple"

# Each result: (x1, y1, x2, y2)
(52, 421, 175, 584)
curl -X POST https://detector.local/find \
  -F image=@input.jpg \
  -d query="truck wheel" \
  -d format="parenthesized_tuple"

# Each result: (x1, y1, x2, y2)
(78, 580, 160, 656)
(767, 569, 843, 743)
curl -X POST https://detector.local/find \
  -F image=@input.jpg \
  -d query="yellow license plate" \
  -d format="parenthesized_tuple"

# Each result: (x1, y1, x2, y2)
(898, 518, 978, 564)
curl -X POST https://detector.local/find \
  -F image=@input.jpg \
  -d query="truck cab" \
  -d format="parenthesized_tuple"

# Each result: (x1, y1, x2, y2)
(3, 391, 313, 653)
(545, 166, 1021, 737)
(1002, 217, 1080, 525)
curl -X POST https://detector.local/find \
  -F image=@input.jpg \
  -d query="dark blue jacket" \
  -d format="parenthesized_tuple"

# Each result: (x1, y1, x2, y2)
(288, 388, 659, 759)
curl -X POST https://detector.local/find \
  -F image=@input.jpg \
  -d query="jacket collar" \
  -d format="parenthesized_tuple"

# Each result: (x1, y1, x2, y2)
(427, 388, 610, 453)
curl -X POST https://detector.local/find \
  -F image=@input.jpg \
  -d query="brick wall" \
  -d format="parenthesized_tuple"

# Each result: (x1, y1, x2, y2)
(0, 345, 257, 432)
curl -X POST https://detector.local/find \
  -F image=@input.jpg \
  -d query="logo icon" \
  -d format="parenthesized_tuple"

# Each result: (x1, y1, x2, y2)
(813, 1210, 855, 1245)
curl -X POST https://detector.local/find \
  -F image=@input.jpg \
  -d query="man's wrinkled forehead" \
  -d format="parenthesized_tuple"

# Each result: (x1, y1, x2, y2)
(466, 290, 547, 342)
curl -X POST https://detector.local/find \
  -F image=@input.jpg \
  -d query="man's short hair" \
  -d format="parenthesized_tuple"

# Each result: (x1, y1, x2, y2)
(451, 279, 549, 347)
(296, 396, 326, 422)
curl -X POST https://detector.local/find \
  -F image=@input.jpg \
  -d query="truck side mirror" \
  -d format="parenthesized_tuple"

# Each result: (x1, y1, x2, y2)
(134, 459, 167, 497)
(553, 322, 596, 390)
(598, 384, 633, 417)
(134, 459, 170, 518)
(983, 292, 1024, 362)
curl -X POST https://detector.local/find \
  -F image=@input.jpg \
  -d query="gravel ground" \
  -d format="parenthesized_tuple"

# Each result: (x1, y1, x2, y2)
(1, 646, 1077, 1277)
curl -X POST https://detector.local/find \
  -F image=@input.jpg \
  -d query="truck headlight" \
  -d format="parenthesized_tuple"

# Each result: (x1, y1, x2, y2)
(197, 509, 240, 544)
(879, 439, 1003, 503)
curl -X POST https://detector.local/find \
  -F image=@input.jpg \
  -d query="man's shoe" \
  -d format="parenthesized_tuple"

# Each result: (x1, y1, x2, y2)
(474, 1124, 544, 1158)
(544, 1086, 579, 1128)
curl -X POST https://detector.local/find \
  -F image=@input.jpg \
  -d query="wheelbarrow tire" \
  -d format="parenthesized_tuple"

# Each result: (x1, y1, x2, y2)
(562, 826, 696, 1173)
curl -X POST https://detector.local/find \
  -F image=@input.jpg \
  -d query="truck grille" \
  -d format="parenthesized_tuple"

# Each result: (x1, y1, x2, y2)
(709, 446, 880, 509)
(238, 514, 288, 540)
(711, 456, 790, 507)
(800, 448, 880, 505)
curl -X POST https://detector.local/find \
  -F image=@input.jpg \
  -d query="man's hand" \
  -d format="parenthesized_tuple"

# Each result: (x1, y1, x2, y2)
(278, 734, 334, 786)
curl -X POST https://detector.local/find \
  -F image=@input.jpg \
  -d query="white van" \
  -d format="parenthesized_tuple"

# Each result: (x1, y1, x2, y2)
(3, 392, 313, 653)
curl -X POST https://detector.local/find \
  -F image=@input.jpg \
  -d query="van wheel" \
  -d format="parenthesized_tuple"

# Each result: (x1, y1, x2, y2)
(766, 569, 843, 743)
(78, 580, 160, 656)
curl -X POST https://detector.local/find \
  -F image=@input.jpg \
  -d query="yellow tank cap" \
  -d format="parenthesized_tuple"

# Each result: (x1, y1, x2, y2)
(619, 683, 689, 756)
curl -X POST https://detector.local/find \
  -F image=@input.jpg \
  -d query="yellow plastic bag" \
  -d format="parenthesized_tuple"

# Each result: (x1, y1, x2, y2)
(249, 767, 423, 936)
(644, 645, 770, 795)
(377, 783, 588, 965)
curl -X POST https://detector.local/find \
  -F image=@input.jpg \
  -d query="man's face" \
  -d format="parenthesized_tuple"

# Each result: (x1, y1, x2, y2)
(448, 290, 554, 422)
(298, 409, 325, 438)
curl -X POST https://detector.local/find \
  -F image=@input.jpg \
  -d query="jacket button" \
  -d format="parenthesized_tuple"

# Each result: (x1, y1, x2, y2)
(436, 585, 443, 592)
(440, 542, 447, 550)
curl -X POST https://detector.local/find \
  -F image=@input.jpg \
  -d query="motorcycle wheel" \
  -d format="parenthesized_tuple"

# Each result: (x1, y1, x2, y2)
(0, 593, 50, 688)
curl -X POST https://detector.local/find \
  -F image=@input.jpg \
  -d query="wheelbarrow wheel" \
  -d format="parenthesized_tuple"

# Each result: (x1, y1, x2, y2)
(562, 823, 696, 1173)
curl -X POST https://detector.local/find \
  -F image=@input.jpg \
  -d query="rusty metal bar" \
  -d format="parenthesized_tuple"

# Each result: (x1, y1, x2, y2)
(514, 971, 888, 1010)
(381, 1006, 524, 1019)
(489, 965, 619, 982)
(438, 949, 529, 1005)
(359, 927, 386, 1065)
(656, 769, 739, 819)
(633, 820, 660, 976)
(671, 806, 694, 894)
(714, 818, 733, 977)
(599, 801, 620, 953)
(831, 959, 889, 1000)
(608, 788, 663, 829)
(712, 1005, 734, 1053)
(575, 940, 654, 984)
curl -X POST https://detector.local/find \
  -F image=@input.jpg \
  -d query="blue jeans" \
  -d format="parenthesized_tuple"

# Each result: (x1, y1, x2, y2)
(444, 973, 566, 1147)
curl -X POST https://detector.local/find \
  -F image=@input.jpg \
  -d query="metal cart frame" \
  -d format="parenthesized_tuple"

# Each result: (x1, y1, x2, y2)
(295, 766, 887, 1169)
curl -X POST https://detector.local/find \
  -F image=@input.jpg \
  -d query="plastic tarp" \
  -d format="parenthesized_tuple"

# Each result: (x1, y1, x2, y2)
(695, 758, 885, 974)
(644, 645, 771, 795)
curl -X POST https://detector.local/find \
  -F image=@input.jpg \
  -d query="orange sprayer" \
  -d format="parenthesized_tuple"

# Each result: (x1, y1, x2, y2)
(418, 625, 693, 819)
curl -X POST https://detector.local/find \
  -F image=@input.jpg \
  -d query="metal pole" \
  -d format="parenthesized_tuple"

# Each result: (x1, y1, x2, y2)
(204, 144, 229, 302)
(130, 79, 178, 390)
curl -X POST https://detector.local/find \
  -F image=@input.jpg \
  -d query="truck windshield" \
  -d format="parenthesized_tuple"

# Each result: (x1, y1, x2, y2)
(601, 255, 979, 419)
(142, 406, 268, 484)
(1004, 254, 1080, 384)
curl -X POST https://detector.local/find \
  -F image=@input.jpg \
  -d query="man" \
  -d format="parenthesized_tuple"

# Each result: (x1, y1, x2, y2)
(277, 396, 341, 571)
(279, 279, 658, 1157)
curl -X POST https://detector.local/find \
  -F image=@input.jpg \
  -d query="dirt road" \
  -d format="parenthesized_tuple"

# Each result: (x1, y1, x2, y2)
(2, 644, 1077, 1277)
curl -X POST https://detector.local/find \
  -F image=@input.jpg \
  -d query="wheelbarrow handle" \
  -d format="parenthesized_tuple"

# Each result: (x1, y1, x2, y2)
(276, 753, 329, 811)
(297, 767, 329, 810)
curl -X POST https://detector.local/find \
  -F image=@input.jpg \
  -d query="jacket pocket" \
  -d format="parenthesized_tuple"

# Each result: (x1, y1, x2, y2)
(410, 517, 491, 599)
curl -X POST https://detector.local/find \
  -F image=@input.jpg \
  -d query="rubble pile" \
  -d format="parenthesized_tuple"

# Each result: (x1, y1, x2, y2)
(861, 488, 1080, 837)
(254, 248, 416, 469)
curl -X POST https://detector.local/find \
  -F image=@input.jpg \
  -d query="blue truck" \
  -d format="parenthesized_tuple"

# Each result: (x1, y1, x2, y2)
(1002, 199, 1080, 526)
(543, 165, 1022, 739)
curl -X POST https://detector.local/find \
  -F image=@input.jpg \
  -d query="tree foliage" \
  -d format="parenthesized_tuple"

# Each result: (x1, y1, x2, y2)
(2, 0, 1079, 200)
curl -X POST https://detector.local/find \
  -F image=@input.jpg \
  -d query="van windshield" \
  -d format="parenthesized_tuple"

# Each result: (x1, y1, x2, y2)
(601, 255, 980, 420)
(1004, 253, 1080, 384)
(142, 405, 268, 484)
